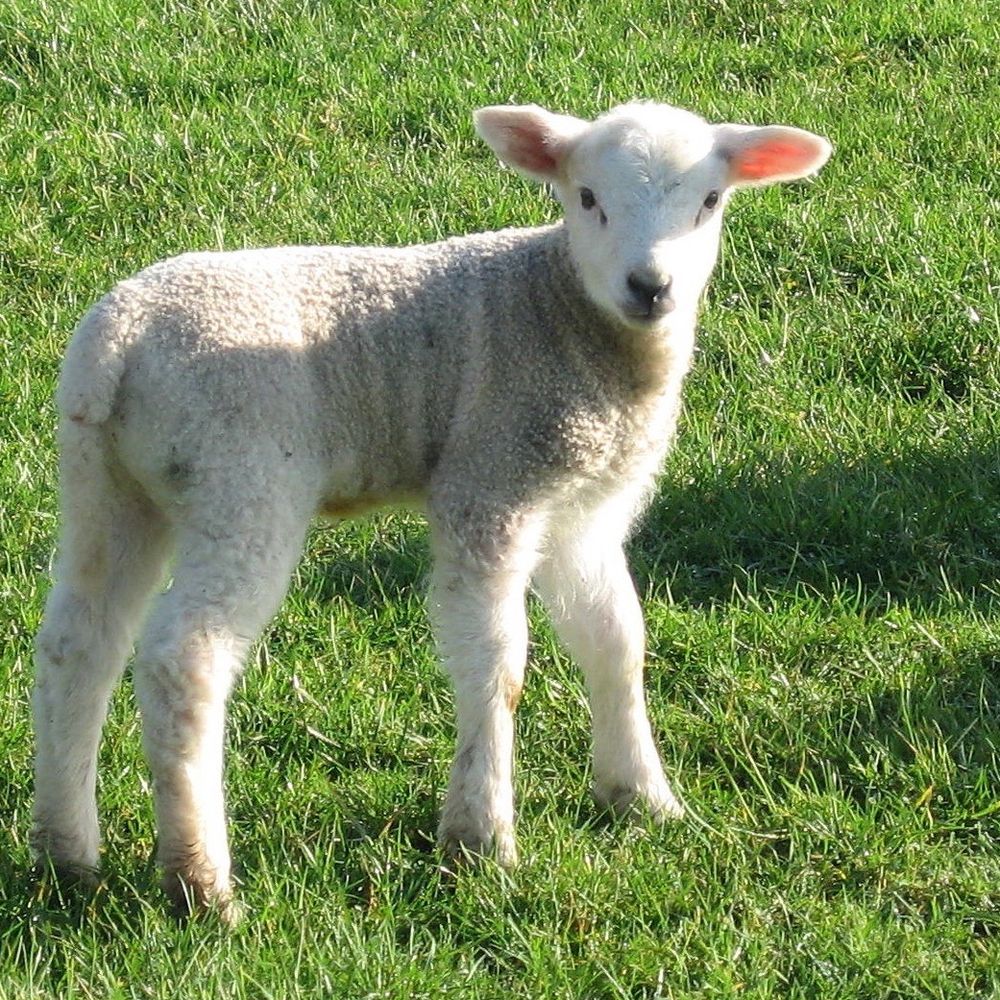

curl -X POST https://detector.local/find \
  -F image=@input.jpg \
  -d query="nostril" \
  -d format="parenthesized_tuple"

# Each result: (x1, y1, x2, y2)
(627, 271, 671, 310)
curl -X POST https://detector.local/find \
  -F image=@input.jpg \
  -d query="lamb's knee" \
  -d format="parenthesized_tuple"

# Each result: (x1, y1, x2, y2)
(504, 674, 523, 712)
(134, 623, 235, 743)
(34, 606, 122, 726)
(35, 627, 69, 679)
(38, 580, 138, 666)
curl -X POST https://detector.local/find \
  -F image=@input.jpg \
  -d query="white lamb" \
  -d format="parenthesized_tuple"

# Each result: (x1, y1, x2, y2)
(32, 100, 830, 919)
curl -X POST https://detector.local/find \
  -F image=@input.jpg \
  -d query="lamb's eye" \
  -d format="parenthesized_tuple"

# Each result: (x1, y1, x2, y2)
(703, 190, 720, 210)
(580, 187, 596, 210)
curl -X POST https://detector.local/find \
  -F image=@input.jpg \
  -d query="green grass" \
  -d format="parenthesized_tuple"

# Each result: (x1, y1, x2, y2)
(2, 0, 999, 996)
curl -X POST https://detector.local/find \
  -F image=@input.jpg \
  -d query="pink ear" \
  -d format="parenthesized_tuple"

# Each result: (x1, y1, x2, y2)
(474, 105, 588, 183)
(494, 120, 561, 174)
(717, 125, 832, 186)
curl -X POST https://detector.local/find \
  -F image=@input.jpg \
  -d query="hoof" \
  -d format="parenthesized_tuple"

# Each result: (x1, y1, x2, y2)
(32, 859, 101, 889)
(162, 870, 239, 926)
(438, 823, 518, 870)
(29, 824, 100, 886)
(594, 780, 684, 823)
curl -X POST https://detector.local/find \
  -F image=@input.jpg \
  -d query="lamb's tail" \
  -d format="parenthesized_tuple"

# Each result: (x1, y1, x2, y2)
(56, 288, 140, 426)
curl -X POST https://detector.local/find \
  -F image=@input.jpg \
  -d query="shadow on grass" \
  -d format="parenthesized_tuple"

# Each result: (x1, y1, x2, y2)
(305, 517, 430, 609)
(0, 849, 166, 990)
(288, 437, 1000, 833)
(635, 438, 1000, 610)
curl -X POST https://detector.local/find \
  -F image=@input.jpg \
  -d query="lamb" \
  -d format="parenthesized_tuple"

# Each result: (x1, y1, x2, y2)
(31, 99, 831, 919)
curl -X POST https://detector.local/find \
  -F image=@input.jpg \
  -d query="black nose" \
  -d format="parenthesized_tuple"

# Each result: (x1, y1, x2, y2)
(626, 271, 673, 317)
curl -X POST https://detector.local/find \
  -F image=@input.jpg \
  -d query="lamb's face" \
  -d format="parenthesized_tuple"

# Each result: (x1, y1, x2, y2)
(474, 100, 831, 333)
(555, 105, 729, 331)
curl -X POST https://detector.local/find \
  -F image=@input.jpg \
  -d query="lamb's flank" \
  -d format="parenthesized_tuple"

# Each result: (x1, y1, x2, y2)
(32, 100, 831, 920)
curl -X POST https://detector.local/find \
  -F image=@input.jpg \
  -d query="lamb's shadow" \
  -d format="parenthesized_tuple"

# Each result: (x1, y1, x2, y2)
(0, 848, 169, 962)
(289, 438, 1000, 826)
(633, 438, 1000, 610)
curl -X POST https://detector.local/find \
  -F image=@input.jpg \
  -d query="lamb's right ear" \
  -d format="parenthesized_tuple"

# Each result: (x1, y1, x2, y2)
(474, 105, 589, 184)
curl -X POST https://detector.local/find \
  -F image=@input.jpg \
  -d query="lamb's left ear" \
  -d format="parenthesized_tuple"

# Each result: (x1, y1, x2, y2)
(474, 104, 589, 184)
(714, 124, 832, 186)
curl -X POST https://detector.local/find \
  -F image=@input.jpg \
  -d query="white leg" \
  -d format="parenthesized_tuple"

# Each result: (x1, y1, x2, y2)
(32, 427, 170, 876)
(134, 500, 307, 919)
(533, 530, 682, 821)
(429, 548, 533, 868)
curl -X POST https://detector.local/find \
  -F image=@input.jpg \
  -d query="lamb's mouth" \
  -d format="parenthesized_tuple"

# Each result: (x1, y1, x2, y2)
(619, 296, 676, 326)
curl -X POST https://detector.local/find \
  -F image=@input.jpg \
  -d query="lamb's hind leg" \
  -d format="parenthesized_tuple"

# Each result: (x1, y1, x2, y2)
(133, 490, 309, 920)
(32, 425, 171, 878)
(533, 525, 682, 822)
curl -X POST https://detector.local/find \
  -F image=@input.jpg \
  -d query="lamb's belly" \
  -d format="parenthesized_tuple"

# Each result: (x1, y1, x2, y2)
(317, 490, 425, 521)
(316, 443, 428, 521)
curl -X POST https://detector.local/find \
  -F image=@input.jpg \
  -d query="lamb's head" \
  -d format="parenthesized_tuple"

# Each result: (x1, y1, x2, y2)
(475, 100, 831, 331)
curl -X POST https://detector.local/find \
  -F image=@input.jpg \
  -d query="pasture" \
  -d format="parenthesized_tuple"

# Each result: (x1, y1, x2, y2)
(1, 0, 998, 996)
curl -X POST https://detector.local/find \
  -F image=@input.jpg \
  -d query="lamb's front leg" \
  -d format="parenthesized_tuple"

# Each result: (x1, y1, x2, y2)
(429, 553, 531, 869)
(533, 530, 683, 822)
